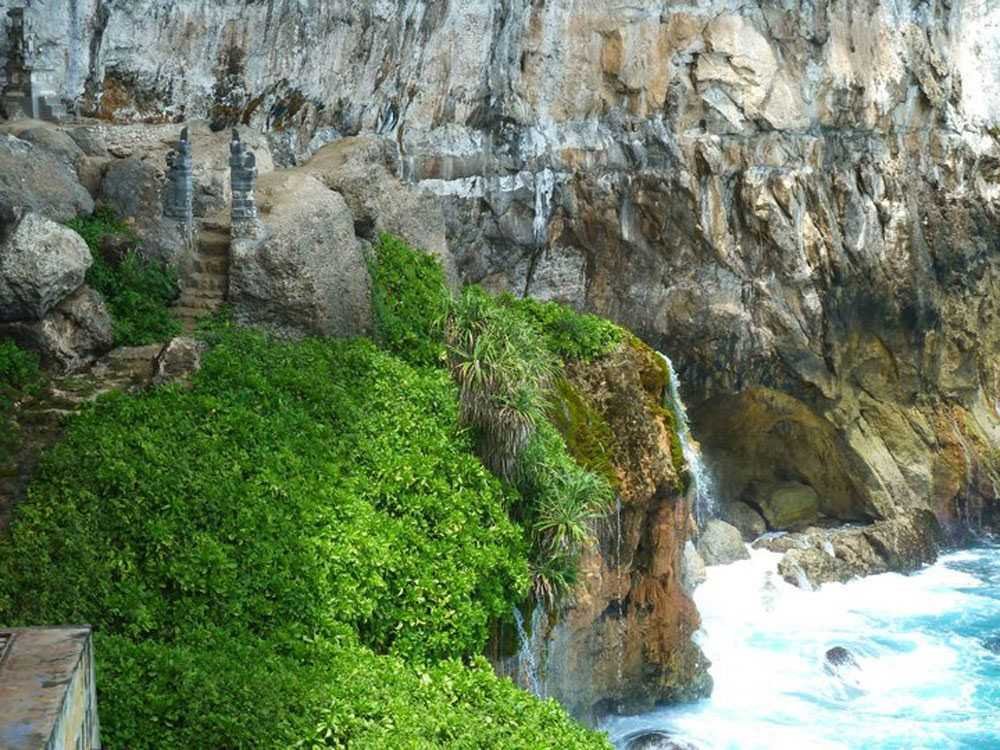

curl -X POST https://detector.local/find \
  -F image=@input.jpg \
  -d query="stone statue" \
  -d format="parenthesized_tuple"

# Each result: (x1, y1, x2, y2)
(229, 129, 261, 239)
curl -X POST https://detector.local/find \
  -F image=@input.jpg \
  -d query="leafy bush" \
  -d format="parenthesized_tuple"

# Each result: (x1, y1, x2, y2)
(67, 208, 181, 346)
(0, 340, 41, 462)
(446, 287, 556, 480)
(502, 295, 622, 362)
(0, 330, 616, 748)
(369, 234, 451, 367)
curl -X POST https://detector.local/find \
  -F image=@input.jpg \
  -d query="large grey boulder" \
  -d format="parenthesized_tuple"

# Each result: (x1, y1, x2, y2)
(0, 286, 113, 373)
(0, 212, 92, 322)
(15, 127, 85, 170)
(229, 171, 371, 339)
(0, 135, 93, 222)
(724, 500, 768, 541)
(696, 519, 749, 566)
(758, 482, 820, 530)
(304, 137, 457, 287)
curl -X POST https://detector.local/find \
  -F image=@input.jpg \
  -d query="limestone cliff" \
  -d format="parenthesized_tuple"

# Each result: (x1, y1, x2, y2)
(5, 0, 994, 536)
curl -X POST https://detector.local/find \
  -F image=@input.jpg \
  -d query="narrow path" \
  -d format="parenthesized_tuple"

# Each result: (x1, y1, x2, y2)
(174, 221, 231, 331)
(0, 346, 160, 532)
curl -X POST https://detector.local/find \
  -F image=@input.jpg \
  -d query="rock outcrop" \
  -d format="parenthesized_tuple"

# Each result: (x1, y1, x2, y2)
(695, 519, 750, 567)
(228, 171, 371, 339)
(496, 340, 709, 722)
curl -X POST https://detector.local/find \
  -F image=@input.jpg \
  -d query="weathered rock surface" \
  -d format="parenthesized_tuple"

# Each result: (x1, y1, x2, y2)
(498, 341, 709, 721)
(303, 137, 457, 287)
(229, 171, 371, 339)
(0, 135, 93, 222)
(770, 511, 942, 588)
(696, 519, 750, 566)
(152, 336, 208, 386)
(0, 212, 92, 322)
(0, 285, 113, 373)
(723, 501, 768, 541)
(758, 482, 821, 531)
(680, 540, 706, 594)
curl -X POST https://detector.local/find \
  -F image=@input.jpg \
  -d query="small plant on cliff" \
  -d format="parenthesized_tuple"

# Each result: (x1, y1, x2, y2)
(368, 233, 451, 367)
(67, 208, 181, 346)
(502, 294, 623, 362)
(446, 286, 556, 480)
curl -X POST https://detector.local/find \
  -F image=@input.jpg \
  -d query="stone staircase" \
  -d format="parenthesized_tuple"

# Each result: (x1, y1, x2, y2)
(174, 221, 231, 331)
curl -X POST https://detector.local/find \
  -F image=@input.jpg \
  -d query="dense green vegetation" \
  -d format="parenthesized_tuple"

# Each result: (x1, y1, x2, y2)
(369, 233, 451, 368)
(0, 340, 41, 462)
(67, 208, 181, 346)
(0, 327, 610, 748)
(0, 237, 630, 748)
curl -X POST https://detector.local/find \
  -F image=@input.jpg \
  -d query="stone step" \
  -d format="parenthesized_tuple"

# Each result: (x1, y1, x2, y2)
(173, 304, 221, 319)
(198, 233, 231, 256)
(201, 218, 231, 234)
(187, 273, 228, 292)
(192, 257, 229, 274)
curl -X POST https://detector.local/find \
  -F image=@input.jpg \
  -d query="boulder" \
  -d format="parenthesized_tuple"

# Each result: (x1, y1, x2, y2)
(758, 482, 820, 530)
(724, 500, 768, 540)
(983, 636, 1000, 654)
(696, 519, 749, 566)
(15, 127, 85, 169)
(229, 171, 371, 339)
(0, 285, 113, 372)
(67, 127, 110, 158)
(681, 540, 707, 593)
(625, 732, 699, 750)
(824, 646, 858, 669)
(778, 546, 851, 587)
(0, 134, 93, 222)
(152, 336, 208, 386)
(304, 137, 458, 287)
(862, 511, 941, 573)
(0, 212, 92, 321)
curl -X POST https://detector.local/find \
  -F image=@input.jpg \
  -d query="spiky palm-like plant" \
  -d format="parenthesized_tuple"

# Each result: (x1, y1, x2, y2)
(446, 288, 556, 481)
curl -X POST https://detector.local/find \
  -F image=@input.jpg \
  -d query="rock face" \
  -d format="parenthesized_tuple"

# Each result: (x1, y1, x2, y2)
(228, 171, 371, 339)
(765, 510, 942, 588)
(0, 134, 93, 222)
(0, 285, 113, 373)
(696, 519, 750, 567)
(0, 212, 92, 321)
(9, 0, 996, 538)
(502, 341, 709, 722)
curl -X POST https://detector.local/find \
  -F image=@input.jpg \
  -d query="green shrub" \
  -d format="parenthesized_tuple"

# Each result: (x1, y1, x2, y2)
(369, 234, 451, 367)
(502, 296, 622, 362)
(0, 340, 41, 462)
(0, 330, 607, 748)
(446, 287, 556, 480)
(518, 422, 613, 606)
(67, 208, 181, 346)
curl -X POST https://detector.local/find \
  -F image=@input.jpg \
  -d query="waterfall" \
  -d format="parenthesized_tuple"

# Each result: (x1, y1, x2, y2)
(658, 353, 718, 528)
(513, 603, 546, 697)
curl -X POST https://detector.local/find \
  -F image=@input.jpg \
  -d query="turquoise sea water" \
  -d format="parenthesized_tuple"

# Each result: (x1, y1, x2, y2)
(604, 544, 1000, 750)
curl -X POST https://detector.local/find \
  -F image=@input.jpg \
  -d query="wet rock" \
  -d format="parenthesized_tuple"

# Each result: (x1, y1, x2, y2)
(681, 540, 707, 594)
(0, 212, 92, 322)
(779, 547, 851, 587)
(723, 501, 768, 541)
(825, 646, 859, 669)
(982, 636, 1000, 654)
(229, 171, 371, 339)
(752, 532, 808, 554)
(0, 286, 113, 373)
(152, 336, 208, 386)
(696, 519, 749, 566)
(0, 135, 93, 222)
(862, 511, 941, 573)
(625, 731, 699, 750)
(759, 482, 820, 530)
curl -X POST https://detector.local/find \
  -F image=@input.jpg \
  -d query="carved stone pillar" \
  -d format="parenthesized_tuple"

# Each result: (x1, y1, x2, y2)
(163, 127, 194, 244)
(229, 130, 261, 239)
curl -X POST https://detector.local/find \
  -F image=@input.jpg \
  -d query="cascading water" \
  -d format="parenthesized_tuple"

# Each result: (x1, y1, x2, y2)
(658, 353, 718, 528)
(603, 544, 1000, 749)
(513, 603, 547, 697)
